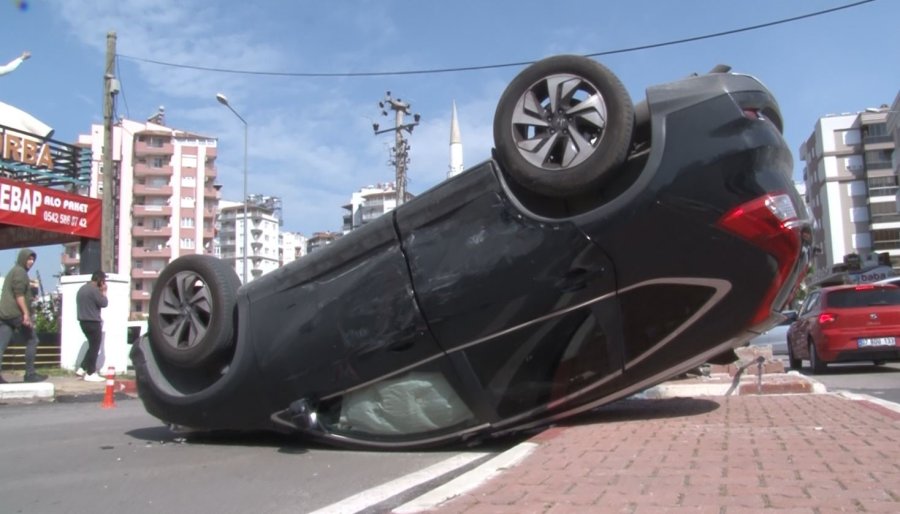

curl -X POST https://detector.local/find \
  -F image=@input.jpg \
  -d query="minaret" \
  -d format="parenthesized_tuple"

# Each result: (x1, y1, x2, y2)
(448, 101, 464, 178)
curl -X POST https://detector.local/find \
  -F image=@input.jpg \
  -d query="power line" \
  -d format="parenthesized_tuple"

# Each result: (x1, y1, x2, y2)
(117, 0, 875, 78)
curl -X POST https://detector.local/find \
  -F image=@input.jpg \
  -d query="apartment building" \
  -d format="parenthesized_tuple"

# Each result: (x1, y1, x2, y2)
(341, 182, 417, 234)
(216, 198, 281, 283)
(799, 99, 899, 284)
(68, 112, 220, 318)
(280, 230, 307, 266)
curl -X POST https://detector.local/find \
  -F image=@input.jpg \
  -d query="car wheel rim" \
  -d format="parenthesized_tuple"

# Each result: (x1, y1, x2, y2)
(511, 73, 608, 170)
(155, 271, 212, 352)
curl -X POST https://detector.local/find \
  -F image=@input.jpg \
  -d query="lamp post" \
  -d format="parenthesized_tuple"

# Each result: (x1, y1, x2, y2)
(215, 93, 249, 284)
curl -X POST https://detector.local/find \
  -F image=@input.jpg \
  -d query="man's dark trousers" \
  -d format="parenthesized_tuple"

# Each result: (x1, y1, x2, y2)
(79, 320, 103, 375)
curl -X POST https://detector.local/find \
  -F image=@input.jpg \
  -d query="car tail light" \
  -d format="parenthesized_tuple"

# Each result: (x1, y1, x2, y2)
(818, 312, 837, 324)
(855, 285, 875, 291)
(717, 193, 803, 325)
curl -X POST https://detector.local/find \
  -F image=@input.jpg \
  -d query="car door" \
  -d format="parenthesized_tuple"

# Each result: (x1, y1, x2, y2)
(395, 162, 624, 422)
(788, 290, 821, 359)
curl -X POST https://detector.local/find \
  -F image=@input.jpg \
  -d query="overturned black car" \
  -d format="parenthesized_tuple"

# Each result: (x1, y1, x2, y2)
(132, 55, 809, 449)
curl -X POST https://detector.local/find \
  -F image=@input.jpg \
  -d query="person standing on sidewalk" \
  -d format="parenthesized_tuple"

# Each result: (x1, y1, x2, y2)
(0, 248, 47, 383)
(75, 271, 108, 382)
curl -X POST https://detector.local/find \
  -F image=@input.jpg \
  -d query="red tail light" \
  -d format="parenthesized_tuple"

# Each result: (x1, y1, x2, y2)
(855, 285, 875, 291)
(818, 313, 837, 324)
(717, 193, 802, 324)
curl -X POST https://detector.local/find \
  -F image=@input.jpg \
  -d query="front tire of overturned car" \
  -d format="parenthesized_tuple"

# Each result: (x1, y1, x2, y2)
(148, 254, 241, 368)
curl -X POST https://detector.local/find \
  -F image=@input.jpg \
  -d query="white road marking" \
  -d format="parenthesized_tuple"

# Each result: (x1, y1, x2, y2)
(393, 442, 539, 513)
(309, 452, 489, 514)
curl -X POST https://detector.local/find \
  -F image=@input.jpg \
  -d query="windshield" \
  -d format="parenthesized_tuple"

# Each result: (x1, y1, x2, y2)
(825, 288, 900, 308)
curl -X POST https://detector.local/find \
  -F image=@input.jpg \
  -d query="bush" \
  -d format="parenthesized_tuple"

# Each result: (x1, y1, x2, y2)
(32, 294, 61, 333)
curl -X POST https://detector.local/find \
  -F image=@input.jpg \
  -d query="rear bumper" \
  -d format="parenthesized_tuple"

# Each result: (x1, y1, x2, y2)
(818, 333, 900, 362)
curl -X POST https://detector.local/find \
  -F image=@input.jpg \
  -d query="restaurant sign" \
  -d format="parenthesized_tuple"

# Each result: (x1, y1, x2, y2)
(0, 175, 101, 238)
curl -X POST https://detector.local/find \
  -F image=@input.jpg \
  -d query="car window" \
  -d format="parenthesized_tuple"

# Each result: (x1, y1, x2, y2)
(825, 288, 900, 308)
(800, 292, 819, 315)
(317, 367, 478, 439)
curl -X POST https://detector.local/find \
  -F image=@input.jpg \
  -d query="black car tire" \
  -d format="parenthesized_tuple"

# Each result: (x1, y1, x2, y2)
(808, 340, 827, 374)
(873, 360, 886, 366)
(787, 341, 801, 370)
(148, 254, 241, 368)
(493, 55, 634, 198)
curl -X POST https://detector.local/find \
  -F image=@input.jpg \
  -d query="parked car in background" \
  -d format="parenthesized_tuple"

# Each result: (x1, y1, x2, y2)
(131, 55, 809, 449)
(749, 310, 797, 355)
(787, 284, 900, 373)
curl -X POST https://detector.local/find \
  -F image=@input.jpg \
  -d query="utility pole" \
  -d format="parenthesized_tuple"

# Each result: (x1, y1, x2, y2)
(373, 92, 420, 206)
(101, 32, 118, 273)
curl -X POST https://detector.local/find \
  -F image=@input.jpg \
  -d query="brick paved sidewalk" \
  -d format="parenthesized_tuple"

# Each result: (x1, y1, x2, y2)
(419, 394, 900, 513)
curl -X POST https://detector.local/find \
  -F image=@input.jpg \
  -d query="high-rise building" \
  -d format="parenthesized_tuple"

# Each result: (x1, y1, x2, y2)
(307, 231, 341, 253)
(68, 111, 220, 318)
(799, 99, 899, 284)
(280, 230, 307, 266)
(341, 182, 411, 233)
(216, 198, 281, 283)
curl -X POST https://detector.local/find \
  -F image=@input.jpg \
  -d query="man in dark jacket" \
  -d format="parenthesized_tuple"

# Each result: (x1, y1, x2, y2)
(0, 248, 46, 383)
(75, 271, 109, 382)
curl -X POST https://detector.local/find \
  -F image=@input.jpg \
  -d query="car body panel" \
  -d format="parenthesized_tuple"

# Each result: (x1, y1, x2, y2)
(132, 64, 809, 449)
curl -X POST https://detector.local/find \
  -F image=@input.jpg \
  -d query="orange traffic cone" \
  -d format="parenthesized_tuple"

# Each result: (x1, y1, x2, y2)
(101, 366, 116, 409)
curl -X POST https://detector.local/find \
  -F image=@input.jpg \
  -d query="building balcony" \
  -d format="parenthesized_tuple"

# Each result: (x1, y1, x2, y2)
(203, 228, 216, 239)
(134, 163, 174, 177)
(203, 186, 221, 199)
(134, 140, 174, 155)
(131, 290, 152, 301)
(133, 205, 173, 217)
(131, 268, 161, 279)
(132, 247, 172, 259)
(251, 228, 263, 237)
(251, 269, 263, 278)
(132, 226, 172, 237)
(133, 184, 174, 196)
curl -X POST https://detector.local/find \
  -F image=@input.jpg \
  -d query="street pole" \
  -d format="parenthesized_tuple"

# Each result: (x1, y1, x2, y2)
(242, 119, 248, 284)
(216, 93, 249, 284)
(101, 31, 117, 274)
(373, 92, 420, 207)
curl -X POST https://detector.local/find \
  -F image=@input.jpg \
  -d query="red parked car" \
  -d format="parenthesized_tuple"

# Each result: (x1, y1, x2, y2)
(787, 284, 900, 373)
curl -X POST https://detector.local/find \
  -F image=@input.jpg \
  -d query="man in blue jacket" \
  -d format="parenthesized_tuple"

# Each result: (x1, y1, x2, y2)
(0, 248, 46, 383)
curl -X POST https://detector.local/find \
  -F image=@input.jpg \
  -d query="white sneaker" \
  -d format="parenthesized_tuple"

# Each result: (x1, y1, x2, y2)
(75, 368, 86, 377)
(83, 373, 105, 382)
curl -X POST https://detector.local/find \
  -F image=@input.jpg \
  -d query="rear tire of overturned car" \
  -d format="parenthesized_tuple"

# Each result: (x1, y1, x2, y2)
(149, 254, 241, 368)
(493, 55, 634, 198)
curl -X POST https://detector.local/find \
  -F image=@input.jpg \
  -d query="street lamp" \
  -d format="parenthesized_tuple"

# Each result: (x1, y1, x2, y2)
(215, 93, 249, 284)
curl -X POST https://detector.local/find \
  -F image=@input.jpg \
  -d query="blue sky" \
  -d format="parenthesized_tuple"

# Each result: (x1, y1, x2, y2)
(2, 0, 898, 288)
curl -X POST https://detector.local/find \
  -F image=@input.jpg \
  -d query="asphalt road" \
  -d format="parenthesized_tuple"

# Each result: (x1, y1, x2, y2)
(799, 361, 900, 404)
(0, 400, 504, 514)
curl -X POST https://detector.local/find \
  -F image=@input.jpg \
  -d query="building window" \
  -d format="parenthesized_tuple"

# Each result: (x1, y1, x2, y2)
(181, 238, 195, 249)
(151, 157, 166, 168)
(870, 202, 898, 216)
(868, 176, 898, 197)
(872, 229, 900, 251)
(181, 217, 195, 228)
